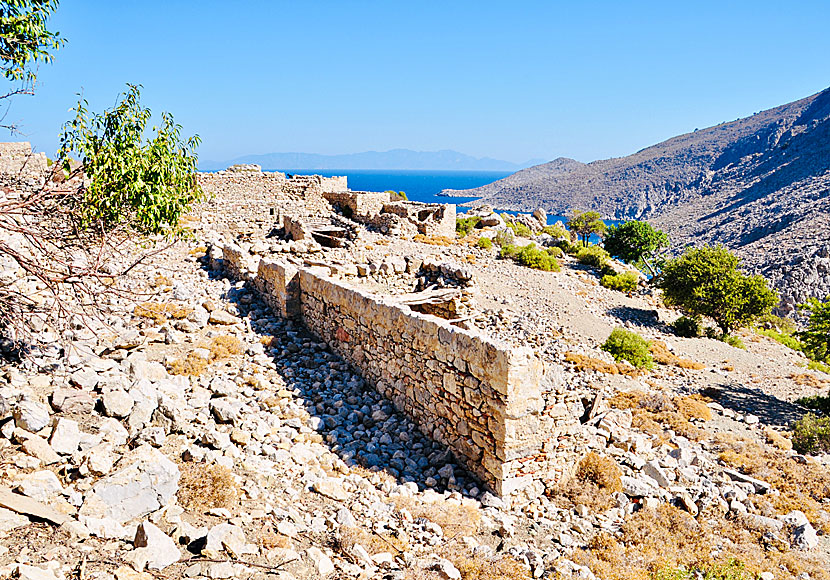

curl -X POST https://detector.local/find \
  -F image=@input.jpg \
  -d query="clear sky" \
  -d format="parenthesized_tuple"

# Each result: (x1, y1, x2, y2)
(6, 0, 830, 165)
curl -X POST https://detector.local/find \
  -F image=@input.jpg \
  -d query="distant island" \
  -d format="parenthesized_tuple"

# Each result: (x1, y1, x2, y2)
(199, 148, 545, 172)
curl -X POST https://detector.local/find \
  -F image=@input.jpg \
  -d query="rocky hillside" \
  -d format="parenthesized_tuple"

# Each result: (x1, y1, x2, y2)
(444, 87, 830, 313)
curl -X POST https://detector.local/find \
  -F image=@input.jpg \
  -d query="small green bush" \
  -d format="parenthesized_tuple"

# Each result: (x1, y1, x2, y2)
(576, 245, 610, 268)
(601, 328, 653, 369)
(755, 313, 797, 334)
(493, 228, 514, 248)
(756, 327, 803, 351)
(557, 239, 581, 255)
(542, 222, 569, 239)
(601, 271, 639, 293)
(476, 237, 492, 250)
(504, 218, 532, 238)
(797, 394, 830, 415)
(721, 334, 745, 350)
(672, 316, 701, 338)
(808, 360, 830, 374)
(546, 246, 564, 258)
(599, 263, 618, 277)
(500, 243, 560, 271)
(791, 413, 830, 454)
(456, 216, 482, 237)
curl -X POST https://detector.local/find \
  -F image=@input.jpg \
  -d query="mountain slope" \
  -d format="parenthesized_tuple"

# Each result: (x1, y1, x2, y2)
(447, 87, 830, 312)
(201, 149, 544, 171)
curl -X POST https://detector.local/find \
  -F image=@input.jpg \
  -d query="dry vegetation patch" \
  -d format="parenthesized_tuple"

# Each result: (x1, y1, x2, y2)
(134, 301, 193, 324)
(609, 391, 710, 440)
(170, 334, 244, 376)
(789, 372, 829, 388)
(713, 433, 830, 532)
(391, 497, 481, 537)
(649, 341, 706, 370)
(402, 545, 530, 580)
(336, 525, 410, 556)
(564, 351, 641, 376)
(177, 462, 239, 511)
(413, 234, 455, 246)
(553, 452, 622, 512)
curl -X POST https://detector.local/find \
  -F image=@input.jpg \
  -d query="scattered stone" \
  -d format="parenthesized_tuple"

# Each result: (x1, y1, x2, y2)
(134, 521, 181, 570)
(312, 478, 349, 502)
(18, 470, 63, 503)
(13, 399, 51, 433)
(0, 486, 70, 526)
(306, 547, 335, 577)
(49, 418, 81, 455)
(102, 389, 135, 418)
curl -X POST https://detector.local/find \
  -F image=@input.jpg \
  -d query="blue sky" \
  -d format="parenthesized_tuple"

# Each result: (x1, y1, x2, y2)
(6, 0, 830, 164)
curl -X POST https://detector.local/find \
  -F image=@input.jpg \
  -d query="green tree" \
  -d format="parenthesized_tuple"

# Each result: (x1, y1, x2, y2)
(0, 0, 64, 130)
(567, 210, 607, 246)
(656, 245, 778, 336)
(58, 84, 204, 236)
(797, 297, 830, 363)
(603, 220, 668, 277)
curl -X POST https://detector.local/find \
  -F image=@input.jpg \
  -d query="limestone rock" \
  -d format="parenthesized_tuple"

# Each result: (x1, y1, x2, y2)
(306, 547, 335, 577)
(208, 310, 238, 325)
(102, 389, 134, 418)
(18, 470, 63, 503)
(134, 521, 181, 570)
(49, 418, 81, 455)
(13, 399, 51, 433)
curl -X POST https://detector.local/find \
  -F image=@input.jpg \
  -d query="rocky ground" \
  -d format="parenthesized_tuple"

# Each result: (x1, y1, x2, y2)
(1, 210, 830, 580)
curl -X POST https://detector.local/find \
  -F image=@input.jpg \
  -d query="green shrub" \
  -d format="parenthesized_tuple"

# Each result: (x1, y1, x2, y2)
(791, 413, 830, 454)
(797, 394, 830, 415)
(601, 328, 653, 369)
(808, 360, 830, 374)
(557, 239, 581, 255)
(504, 217, 532, 238)
(500, 243, 560, 271)
(546, 246, 564, 258)
(456, 216, 481, 237)
(601, 271, 639, 293)
(599, 263, 618, 277)
(797, 297, 830, 364)
(721, 334, 745, 350)
(576, 245, 610, 268)
(755, 313, 797, 334)
(493, 228, 514, 248)
(672, 316, 701, 338)
(756, 327, 803, 351)
(542, 222, 569, 239)
(476, 237, 492, 250)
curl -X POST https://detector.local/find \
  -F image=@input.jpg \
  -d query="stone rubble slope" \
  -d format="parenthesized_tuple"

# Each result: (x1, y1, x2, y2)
(0, 214, 829, 579)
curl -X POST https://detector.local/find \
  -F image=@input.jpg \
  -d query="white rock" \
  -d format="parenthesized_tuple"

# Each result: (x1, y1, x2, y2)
(793, 522, 819, 550)
(0, 507, 29, 534)
(102, 389, 134, 418)
(204, 523, 256, 558)
(134, 521, 181, 570)
(306, 547, 334, 577)
(49, 418, 81, 455)
(13, 400, 51, 433)
(18, 470, 63, 502)
(15, 563, 61, 580)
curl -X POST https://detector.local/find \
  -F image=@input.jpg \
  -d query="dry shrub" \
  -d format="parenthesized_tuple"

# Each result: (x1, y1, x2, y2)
(413, 234, 455, 246)
(609, 391, 707, 440)
(714, 433, 830, 533)
(789, 373, 829, 388)
(189, 245, 207, 256)
(391, 497, 481, 537)
(169, 351, 210, 376)
(134, 301, 192, 324)
(402, 544, 530, 580)
(177, 462, 239, 511)
(150, 274, 173, 289)
(208, 335, 243, 359)
(649, 341, 705, 370)
(259, 528, 293, 550)
(763, 426, 793, 450)
(465, 254, 476, 264)
(564, 352, 640, 376)
(577, 452, 622, 492)
(337, 525, 409, 555)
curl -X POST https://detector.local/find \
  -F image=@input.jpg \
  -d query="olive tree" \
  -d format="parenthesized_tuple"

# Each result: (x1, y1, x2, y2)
(603, 220, 668, 277)
(657, 245, 778, 336)
(567, 210, 606, 246)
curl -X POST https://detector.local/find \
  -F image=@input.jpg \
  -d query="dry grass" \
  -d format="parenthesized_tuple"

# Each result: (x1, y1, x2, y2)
(609, 391, 710, 440)
(177, 462, 239, 511)
(465, 254, 476, 264)
(391, 496, 481, 537)
(573, 504, 830, 580)
(714, 432, 830, 533)
(188, 245, 208, 256)
(170, 334, 243, 376)
(337, 525, 410, 555)
(150, 274, 173, 289)
(789, 373, 829, 388)
(413, 234, 455, 246)
(763, 426, 793, 450)
(258, 529, 293, 550)
(402, 544, 530, 580)
(564, 351, 641, 376)
(577, 452, 622, 492)
(134, 301, 193, 324)
(649, 341, 705, 370)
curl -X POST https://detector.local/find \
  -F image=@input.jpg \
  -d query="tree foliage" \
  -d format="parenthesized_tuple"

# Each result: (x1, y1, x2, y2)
(656, 245, 778, 336)
(567, 210, 607, 246)
(603, 220, 668, 277)
(797, 297, 830, 363)
(58, 84, 204, 236)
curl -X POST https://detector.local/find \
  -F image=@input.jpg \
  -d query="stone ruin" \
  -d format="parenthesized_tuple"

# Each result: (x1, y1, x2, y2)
(198, 165, 584, 505)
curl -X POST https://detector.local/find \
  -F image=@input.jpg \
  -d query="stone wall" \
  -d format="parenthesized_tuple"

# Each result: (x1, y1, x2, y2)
(0, 142, 48, 190)
(220, 247, 584, 503)
(323, 190, 390, 217)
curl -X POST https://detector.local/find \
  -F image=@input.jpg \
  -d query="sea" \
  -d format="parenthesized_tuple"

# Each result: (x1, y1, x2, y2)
(285, 169, 575, 225)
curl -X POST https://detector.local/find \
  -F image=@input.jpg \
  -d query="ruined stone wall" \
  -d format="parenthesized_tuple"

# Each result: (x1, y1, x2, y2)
(323, 190, 390, 216)
(195, 171, 339, 232)
(0, 142, 48, 190)
(220, 247, 583, 503)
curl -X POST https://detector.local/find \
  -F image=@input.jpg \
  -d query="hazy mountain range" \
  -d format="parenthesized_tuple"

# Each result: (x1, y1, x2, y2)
(200, 149, 545, 172)
(445, 87, 830, 313)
